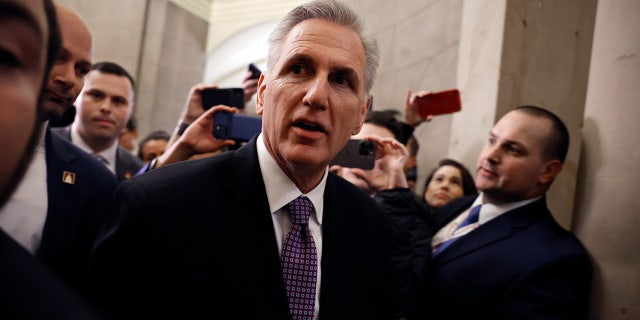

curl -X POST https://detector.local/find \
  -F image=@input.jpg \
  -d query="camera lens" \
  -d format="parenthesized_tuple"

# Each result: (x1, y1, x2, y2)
(358, 140, 375, 156)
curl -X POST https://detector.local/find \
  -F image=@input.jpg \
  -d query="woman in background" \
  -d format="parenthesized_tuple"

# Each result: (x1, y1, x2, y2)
(420, 159, 477, 228)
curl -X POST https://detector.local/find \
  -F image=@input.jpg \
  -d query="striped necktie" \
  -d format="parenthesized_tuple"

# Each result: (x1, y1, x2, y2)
(433, 205, 481, 257)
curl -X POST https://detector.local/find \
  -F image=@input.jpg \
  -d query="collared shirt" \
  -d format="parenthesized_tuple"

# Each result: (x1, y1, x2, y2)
(432, 193, 542, 249)
(0, 125, 49, 253)
(70, 124, 118, 174)
(257, 133, 325, 320)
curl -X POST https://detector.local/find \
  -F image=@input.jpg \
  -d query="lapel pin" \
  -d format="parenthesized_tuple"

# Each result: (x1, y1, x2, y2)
(62, 171, 76, 184)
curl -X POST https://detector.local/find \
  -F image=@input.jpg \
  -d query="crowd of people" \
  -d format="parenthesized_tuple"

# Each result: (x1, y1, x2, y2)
(0, 0, 593, 319)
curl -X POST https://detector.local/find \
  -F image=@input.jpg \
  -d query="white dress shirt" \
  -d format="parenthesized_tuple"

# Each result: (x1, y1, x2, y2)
(0, 125, 49, 253)
(70, 124, 118, 174)
(432, 193, 542, 250)
(257, 133, 325, 320)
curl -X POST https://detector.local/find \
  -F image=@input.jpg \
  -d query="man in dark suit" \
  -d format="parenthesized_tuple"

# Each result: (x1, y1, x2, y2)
(0, 1, 104, 318)
(0, 2, 118, 293)
(53, 62, 143, 182)
(85, 1, 408, 319)
(415, 106, 592, 319)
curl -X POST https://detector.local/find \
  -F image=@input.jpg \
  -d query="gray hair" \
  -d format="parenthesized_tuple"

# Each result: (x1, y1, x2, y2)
(267, 0, 379, 93)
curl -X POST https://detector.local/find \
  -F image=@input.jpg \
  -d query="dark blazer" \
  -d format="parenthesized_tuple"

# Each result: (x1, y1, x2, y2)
(414, 195, 592, 320)
(86, 138, 395, 320)
(51, 126, 143, 182)
(1, 229, 104, 320)
(37, 128, 118, 291)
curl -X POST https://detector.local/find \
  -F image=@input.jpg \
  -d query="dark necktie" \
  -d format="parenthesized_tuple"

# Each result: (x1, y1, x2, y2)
(281, 196, 317, 320)
(433, 205, 481, 257)
(92, 153, 109, 166)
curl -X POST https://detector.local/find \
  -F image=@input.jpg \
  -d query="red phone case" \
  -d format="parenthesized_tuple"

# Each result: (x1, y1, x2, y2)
(416, 89, 461, 118)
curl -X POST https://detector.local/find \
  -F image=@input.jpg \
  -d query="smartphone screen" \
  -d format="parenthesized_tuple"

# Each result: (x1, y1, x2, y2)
(416, 89, 461, 118)
(201, 88, 245, 110)
(330, 139, 376, 170)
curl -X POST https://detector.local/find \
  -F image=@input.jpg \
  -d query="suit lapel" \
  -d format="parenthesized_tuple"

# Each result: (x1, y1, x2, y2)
(221, 138, 290, 315)
(38, 129, 81, 260)
(434, 197, 546, 265)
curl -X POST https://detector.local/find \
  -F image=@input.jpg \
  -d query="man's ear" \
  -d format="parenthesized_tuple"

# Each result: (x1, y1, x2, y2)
(255, 73, 266, 115)
(352, 96, 370, 135)
(539, 159, 563, 185)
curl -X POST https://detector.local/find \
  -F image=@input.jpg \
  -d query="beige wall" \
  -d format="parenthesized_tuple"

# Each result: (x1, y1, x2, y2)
(573, 0, 640, 318)
(56, 0, 640, 318)
(58, 0, 208, 139)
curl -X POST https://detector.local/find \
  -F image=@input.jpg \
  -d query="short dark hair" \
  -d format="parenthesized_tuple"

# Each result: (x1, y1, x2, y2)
(137, 130, 170, 159)
(423, 158, 477, 198)
(365, 110, 413, 145)
(125, 115, 138, 132)
(91, 61, 136, 89)
(513, 105, 569, 163)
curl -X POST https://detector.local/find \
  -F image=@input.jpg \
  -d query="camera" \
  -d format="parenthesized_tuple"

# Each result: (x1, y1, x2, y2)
(330, 139, 376, 170)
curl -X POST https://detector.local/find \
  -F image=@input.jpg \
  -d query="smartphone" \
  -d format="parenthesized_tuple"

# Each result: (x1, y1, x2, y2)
(212, 111, 262, 142)
(201, 88, 245, 110)
(248, 63, 261, 80)
(330, 139, 376, 170)
(415, 89, 461, 118)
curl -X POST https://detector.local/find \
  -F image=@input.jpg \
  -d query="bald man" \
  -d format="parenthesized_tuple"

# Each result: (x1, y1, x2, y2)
(0, 3, 117, 293)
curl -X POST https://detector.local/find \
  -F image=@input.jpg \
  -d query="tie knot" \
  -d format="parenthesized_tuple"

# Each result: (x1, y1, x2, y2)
(92, 153, 109, 165)
(287, 196, 314, 225)
(466, 205, 481, 224)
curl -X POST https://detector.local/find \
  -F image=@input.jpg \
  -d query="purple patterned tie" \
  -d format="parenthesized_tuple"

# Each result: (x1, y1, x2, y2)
(281, 196, 317, 320)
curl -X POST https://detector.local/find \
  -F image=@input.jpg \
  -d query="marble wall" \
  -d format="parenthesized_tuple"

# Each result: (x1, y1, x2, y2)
(57, 0, 208, 138)
(573, 0, 640, 318)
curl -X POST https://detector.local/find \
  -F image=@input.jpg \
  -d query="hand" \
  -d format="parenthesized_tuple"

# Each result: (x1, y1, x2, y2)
(367, 136, 410, 191)
(154, 106, 237, 169)
(405, 89, 433, 127)
(341, 136, 409, 193)
(180, 84, 219, 125)
(241, 71, 259, 104)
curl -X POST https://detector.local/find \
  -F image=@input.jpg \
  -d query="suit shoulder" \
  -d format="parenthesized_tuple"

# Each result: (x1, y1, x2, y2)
(47, 132, 118, 189)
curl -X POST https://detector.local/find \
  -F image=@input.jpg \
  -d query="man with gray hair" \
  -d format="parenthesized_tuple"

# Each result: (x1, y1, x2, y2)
(87, 1, 410, 319)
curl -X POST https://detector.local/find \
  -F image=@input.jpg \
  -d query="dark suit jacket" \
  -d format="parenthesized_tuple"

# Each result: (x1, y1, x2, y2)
(37, 128, 118, 291)
(51, 126, 143, 182)
(413, 195, 592, 320)
(86, 137, 396, 320)
(0, 229, 104, 319)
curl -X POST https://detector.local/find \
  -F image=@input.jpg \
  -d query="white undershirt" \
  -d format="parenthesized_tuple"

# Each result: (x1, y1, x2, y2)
(70, 124, 118, 174)
(0, 125, 49, 254)
(257, 133, 325, 320)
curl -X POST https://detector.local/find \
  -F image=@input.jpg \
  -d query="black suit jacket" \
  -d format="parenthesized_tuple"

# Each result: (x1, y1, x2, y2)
(51, 126, 143, 182)
(414, 195, 592, 320)
(86, 138, 394, 319)
(0, 229, 104, 319)
(37, 128, 118, 291)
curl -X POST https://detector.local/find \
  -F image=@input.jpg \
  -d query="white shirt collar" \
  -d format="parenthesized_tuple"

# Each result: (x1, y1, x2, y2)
(473, 193, 542, 224)
(70, 124, 118, 174)
(256, 133, 326, 224)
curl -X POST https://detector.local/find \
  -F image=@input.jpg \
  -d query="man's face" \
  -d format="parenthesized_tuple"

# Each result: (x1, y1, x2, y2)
(339, 123, 395, 192)
(256, 19, 369, 180)
(42, 5, 91, 119)
(75, 70, 134, 146)
(475, 110, 555, 204)
(0, 0, 48, 200)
